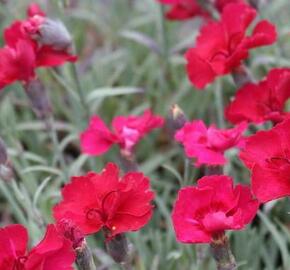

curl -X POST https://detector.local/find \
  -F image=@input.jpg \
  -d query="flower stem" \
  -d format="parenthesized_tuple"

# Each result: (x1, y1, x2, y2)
(71, 63, 90, 121)
(210, 233, 237, 270)
(214, 80, 226, 129)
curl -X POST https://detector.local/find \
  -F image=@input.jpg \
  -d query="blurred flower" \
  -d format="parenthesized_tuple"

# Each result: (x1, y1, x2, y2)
(53, 163, 154, 238)
(80, 109, 164, 158)
(0, 224, 75, 269)
(172, 175, 259, 243)
(240, 119, 290, 203)
(157, 0, 209, 21)
(226, 68, 290, 125)
(0, 3, 77, 89)
(157, 0, 247, 21)
(175, 120, 247, 166)
(185, 3, 276, 89)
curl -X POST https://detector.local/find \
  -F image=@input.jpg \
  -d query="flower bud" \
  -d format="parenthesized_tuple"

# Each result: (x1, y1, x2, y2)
(167, 104, 187, 137)
(105, 233, 134, 265)
(24, 79, 52, 119)
(37, 18, 73, 52)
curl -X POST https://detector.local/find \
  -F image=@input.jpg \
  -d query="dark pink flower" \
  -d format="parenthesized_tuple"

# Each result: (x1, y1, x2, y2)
(175, 120, 247, 166)
(226, 68, 290, 125)
(53, 163, 154, 238)
(240, 119, 290, 203)
(186, 3, 277, 89)
(80, 109, 164, 157)
(172, 175, 259, 243)
(0, 224, 75, 270)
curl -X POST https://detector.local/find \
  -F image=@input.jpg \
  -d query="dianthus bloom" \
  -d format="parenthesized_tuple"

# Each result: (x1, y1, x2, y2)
(240, 119, 290, 203)
(157, 0, 245, 20)
(80, 109, 164, 157)
(175, 120, 247, 166)
(172, 175, 259, 243)
(0, 224, 75, 270)
(226, 68, 290, 125)
(157, 0, 209, 20)
(186, 3, 277, 89)
(53, 163, 154, 238)
(0, 3, 77, 89)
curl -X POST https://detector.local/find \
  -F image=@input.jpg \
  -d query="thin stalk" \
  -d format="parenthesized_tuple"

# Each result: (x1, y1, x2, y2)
(210, 233, 237, 270)
(46, 115, 68, 181)
(71, 63, 90, 120)
(214, 80, 226, 129)
(0, 180, 26, 224)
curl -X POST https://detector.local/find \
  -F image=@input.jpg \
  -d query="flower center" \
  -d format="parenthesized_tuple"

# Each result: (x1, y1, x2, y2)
(13, 256, 27, 270)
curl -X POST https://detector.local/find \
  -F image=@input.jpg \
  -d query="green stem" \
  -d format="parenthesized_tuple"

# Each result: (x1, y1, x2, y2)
(0, 180, 26, 224)
(210, 233, 237, 270)
(214, 80, 225, 129)
(71, 63, 90, 120)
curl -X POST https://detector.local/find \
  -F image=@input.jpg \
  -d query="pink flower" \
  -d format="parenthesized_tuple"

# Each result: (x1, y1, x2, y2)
(226, 68, 290, 125)
(157, 0, 209, 20)
(172, 175, 259, 243)
(53, 163, 154, 238)
(0, 3, 77, 89)
(175, 120, 247, 166)
(80, 109, 164, 157)
(0, 224, 75, 270)
(186, 3, 277, 89)
(240, 119, 290, 203)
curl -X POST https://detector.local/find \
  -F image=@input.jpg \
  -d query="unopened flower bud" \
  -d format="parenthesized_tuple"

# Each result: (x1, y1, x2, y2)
(167, 104, 187, 137)
(76, 240, 96, 270)
(232, 65, 254, 88)
(105, 233, 134, 266)
(24, 79, 52, 119)
(0, 137, 13, 181)
(37, 18, 73, 52)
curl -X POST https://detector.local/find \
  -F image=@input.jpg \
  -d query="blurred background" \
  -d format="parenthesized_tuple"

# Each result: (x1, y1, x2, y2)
(0, 0, 290, 269)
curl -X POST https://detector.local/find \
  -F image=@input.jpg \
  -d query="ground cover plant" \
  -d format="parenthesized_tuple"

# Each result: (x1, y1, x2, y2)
(0, 0, 290, 269)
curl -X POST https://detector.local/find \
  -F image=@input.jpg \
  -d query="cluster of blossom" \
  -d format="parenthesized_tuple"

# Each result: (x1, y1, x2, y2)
(158, 0, 290, 250)
(0, 0, 288, 268)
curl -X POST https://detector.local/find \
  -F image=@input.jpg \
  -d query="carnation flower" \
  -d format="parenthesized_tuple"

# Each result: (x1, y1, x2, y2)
(172, 175, 259, 243)
(175, 120, 247, 166)
(0, 224, 75, 270)
(53, 163, 154, 238)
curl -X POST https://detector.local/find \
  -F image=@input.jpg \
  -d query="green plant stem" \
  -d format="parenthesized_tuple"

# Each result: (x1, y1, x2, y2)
(71, 63, 90, 121)
(46, 115, 68, 181)
(0, 180, 26, 224)
(210, 233, 237, 270)
(214, 80, 225, 129)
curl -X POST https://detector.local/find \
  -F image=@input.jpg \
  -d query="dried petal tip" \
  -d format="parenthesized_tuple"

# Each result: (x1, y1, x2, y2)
(167, 104, 187, 137)
(24, 79, 52, 119)
(57, 219, 85, 249)
(0, 137, 13, 181)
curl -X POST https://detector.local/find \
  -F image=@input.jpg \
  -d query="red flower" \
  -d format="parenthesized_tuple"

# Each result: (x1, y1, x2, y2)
(80, 109, 164, 157)
(186, 3, 277, 89)
(240, 119, 290, 203)
(226, 68, 290, 125)
(0, 3, 77, 89)
(172, 175, 259, 243)
(53, 163, 154, 238)
(175, 120, 247, 166)
(215, 0, 245, 11)
(0, 224, 75, 270)
(157, 0, 209, 20)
